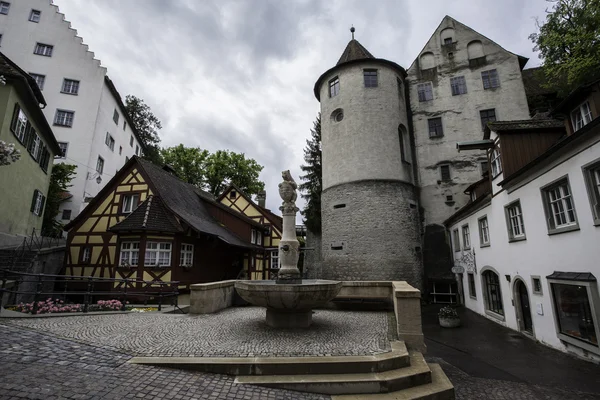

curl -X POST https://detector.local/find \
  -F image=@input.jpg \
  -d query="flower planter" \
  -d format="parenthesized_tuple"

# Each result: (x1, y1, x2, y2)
(439, 316, 461, 328)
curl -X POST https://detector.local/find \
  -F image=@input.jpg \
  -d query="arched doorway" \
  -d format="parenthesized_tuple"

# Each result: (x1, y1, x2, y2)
(514, 279, 533, 334)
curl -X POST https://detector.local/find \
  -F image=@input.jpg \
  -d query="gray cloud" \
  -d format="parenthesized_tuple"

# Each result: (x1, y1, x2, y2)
(57, 0, 551, 215)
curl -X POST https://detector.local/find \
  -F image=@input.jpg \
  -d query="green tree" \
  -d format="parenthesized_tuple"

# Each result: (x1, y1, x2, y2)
(125, 95, 163, 164)
(161, 144, 209, 185)
(530, 0, 600, 94)
(299, 114, 322, 233)
(42, 163, 76, 236)
(204, 150, 265, 197)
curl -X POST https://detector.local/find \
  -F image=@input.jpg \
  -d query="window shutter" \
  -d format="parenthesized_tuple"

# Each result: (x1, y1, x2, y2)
(30, 190, 38, 212)
(10, 104, 20, 133)
(40, 195, 46, 216)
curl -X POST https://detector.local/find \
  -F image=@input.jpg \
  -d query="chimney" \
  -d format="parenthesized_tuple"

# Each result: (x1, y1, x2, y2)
(256, 190, 266, 208)
(162, 164, 178, 177)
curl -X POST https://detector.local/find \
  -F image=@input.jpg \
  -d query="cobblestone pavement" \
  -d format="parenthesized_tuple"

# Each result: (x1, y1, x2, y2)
(3, 307, 390, 357)
(0, 324, 328, 400)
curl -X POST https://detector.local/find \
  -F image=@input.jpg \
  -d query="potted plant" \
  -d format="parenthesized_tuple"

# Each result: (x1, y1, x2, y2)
(438, 306, 461, 328)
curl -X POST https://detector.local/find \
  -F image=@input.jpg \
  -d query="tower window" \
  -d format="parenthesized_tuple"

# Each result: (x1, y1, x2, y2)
(363, 70, 378, 87)
(331, 109, 344, 122)
(428, 117, 444, 138)
(417, 82, 433, 102)
(440, 164, 451, 181)
(329, 77, 340, 97)
(480, 109, 497, 131)
(450, 76, 467, 95)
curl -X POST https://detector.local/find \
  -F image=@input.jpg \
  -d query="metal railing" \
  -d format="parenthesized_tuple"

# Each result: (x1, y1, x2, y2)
(0, 270, 182, 314)
(6, 228, 65, 271)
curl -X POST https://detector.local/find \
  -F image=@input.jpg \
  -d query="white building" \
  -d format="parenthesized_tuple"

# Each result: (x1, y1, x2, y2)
(447, 81, 600, 361)
(0, 0, 145, 223)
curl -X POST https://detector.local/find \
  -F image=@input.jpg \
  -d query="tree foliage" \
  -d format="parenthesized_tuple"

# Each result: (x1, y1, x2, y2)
(299, 114, 322, 233)
(125, 95, 163, 164)
(42, 163, 76, 236)
(530, 0, 600, 94)
(160, 146, 265, 197)
(0, 140, 21, 166)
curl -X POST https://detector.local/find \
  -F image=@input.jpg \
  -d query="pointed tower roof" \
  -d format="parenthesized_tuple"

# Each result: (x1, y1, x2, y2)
(336, 39, 375, 65)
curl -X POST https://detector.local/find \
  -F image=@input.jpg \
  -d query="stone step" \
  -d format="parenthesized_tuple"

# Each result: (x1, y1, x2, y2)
(129, 341, 410, 375)
(331, 364, 454, 400)
(233, 352, 432, 395)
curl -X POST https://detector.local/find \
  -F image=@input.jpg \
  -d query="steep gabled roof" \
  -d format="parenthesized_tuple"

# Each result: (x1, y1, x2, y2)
(110, 195, 182, 233)
(336, 39, 375, 65)
(218, 184, 283, 232)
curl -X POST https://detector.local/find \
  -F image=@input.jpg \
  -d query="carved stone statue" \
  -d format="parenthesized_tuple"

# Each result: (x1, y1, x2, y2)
(278, 170, 299, 215)
(277, 170, 301, 283)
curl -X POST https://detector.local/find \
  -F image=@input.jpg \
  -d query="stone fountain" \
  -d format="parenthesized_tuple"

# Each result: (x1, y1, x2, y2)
(235, 170, 342, 328)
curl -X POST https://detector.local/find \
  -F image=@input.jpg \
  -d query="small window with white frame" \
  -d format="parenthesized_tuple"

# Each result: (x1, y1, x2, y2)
(271, 250, 280, 269)
(105, 133, 115, 151)
(478, 215, 490, 246)
(54, 109, 74, 127)
(505, 200, 526, 241)
(81, 247, 91, 264)
(450, 76, 467, 96)
(29, 9, 41, 22)
(531, 276, 543, 295)
(329, 76, 340, 97)
(582, 159, 600, 225)
(113, 109, 119, 125)
(490, 146, 502, 178)
(452, 228, 460, 252)
(180, 243, 194, 267)
(29, 73, 45, 90)
(417, 82, 433, 102)
(120, 242, 139, 266)
(61, 79, 80, 95)
(34, 43, 53, 57)
(31, 189, 45, 216)
(541, 177, 579, 234)
(468, 273, 476, 299)
(571, 101, 593, 132)
(461, 224, 471, 250)
(145, 242, 172, 267)
(363, 69, 378, 87)
(122, 193, 140, 214)
(96, 156, 104, 175)
(0, 2, 10, 15)
(251, 229, 257, 244)
(10, 104, 28, 143)
(481, 69, 500, 89)
(56, 142, 68, 158)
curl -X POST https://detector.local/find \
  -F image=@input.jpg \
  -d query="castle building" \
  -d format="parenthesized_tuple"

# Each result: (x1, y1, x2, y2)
(313, 17, 534, 293)
(0, 0, 145, 229)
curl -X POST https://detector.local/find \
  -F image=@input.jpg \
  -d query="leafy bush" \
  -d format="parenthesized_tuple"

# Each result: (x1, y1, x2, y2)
(438, 306, 459, 319)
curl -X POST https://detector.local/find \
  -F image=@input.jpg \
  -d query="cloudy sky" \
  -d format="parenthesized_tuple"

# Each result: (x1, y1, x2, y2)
(56, 0, 552, 215)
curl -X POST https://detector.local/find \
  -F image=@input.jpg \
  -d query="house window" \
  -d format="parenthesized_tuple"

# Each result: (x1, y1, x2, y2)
(122, 194, 140, 213)
(491, 147, 502, 178)
(96, 156, 104, 175)
(61, 209, 72, 220)
(462, 224, 471, 250)
(329, 77, 340, 97)
(145, 242, 172, 267)
(29, 73, 45, 90)
(450, 76, 467, 95)
(542, 178, 578, 233)
(444, 37, 453, 45)
(468, 273, 476, 299)
(135, 144, 140, 156)
(251, 229, 257, 244)
(34, 43, 53, 57)
(123, 120, 127, 131)
(10, 105, 28, 142)
(428, 117, 443, 138)
(440, 164, 451, 181)
(478, 216, 490, 246)
(61, 79, 80, 95)
(0, 34, 3, 46)
(57, 142, 68, 158)
(549, 278, 598, 348)
(481, 69, 500, 89)
(119, 146, 122, 155)
(480, 161, 489, 176)
(28, 131, 41, 160)
(29, 9, 41, 22)
(54, 110, 74, 127)
(480, 109, 496, 131)
(583, 160, 600, 225)
(271, 250, 279, 269)
(129, 136, 134, 147)
(105, 133, 115, 151)
(30, 189, 45, 216)
(417, 82, 433, 102)
(482, 270, 504, 315)
(398, 125, 409, 163)
(229, 190, 237, 199)
(180, 243, 194, 266)
(81, 247, 91, 263)
(452, 228, 460, 252)
(571, 101, 593, 131)
(505, 200, 526, 241)
(119, 242, 139, 266)
(0, 2, 9, 14)
(429, 282, 458, 304)
(256, 232, 262, 246)
(532, 276, 543, 295)
(363, 69, 378, 87)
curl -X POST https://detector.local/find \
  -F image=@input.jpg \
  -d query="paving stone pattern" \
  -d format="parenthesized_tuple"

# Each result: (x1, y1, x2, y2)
(0, 324, 328, 400)
(3, 307, 391, 357)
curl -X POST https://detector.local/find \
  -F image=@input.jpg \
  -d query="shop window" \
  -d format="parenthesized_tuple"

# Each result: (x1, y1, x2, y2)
(482, 270, 504, 316)
(468, 273, 476, 299)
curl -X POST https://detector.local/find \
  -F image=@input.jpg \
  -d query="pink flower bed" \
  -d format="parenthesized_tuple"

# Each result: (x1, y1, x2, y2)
(14, 298, 124, 314)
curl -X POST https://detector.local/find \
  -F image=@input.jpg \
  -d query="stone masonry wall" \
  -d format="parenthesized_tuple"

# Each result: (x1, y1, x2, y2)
(321, 180, 423, 290)
(303, 229, 322, 279)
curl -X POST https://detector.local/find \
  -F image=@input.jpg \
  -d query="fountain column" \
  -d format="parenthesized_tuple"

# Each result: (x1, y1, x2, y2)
(276, 170, 301, 284)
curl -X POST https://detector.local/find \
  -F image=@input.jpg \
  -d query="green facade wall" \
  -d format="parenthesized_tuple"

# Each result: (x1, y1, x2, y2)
(0, 84, 55, 237)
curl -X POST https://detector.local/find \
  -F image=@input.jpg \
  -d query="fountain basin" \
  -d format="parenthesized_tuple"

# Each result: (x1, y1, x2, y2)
(235, 280, 342, 328)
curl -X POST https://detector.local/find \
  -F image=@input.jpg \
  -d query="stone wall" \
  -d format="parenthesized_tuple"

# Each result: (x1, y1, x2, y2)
(321, 180, 423, 290)
(303, 229, 322, 279)
(13, 246, 65, 304)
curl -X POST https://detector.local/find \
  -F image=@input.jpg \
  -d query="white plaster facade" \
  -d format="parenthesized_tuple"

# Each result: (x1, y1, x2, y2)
(407, 16, 530, 226)
(0, 0, 144, 223)
(448, 128, 600, 362)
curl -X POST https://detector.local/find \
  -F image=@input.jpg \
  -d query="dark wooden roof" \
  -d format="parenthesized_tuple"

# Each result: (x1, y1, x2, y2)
(110, 195, 182, 233)
(488, 119, 565, 131)
(336, 39, 375, 65)
(218, 183, 283, 232)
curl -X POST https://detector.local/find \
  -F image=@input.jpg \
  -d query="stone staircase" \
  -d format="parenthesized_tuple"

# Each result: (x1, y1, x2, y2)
(130, 341, 454, 399)
(0, 249, 38, 273)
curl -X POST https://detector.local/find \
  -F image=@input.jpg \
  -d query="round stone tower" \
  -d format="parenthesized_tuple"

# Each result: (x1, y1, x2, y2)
(313, 33, 423, 288)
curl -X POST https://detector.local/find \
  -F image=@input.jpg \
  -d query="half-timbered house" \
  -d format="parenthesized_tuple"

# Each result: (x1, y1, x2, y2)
(63, 157, 268, 296)
(218, 185, 283, 280)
